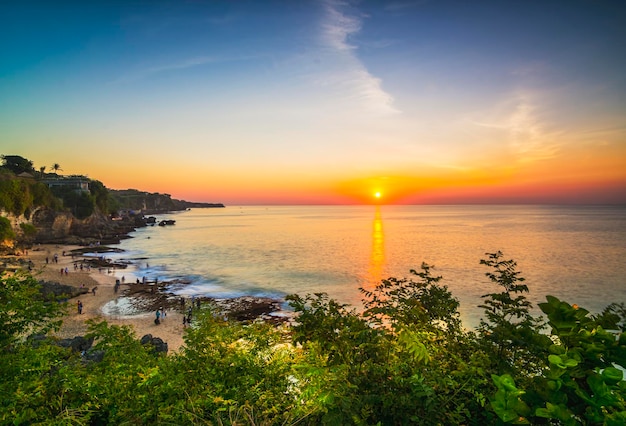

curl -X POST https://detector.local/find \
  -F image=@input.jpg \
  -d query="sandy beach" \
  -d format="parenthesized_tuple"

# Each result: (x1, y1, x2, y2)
(22, 245, 186, 352)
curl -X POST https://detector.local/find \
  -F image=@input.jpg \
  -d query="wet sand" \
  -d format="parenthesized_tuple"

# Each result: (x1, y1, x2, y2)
(25, 245, 186, 352)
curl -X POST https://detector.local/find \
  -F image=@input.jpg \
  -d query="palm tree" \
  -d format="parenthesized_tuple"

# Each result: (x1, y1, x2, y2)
(39, 165, 46, 178)
(51, 163, 62, 175)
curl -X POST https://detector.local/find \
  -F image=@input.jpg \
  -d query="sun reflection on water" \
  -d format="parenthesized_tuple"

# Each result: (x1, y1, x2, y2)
(367, 207, 385, 288)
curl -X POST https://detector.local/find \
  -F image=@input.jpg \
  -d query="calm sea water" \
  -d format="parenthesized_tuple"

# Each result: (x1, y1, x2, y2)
(107, 205, 626, 328)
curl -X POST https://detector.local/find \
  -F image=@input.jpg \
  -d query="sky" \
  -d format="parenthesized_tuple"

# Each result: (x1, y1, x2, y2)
(1, 0, 625, 205)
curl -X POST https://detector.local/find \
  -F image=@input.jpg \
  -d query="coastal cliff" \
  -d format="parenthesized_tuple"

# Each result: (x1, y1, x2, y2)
(29, 208, 146, 245)
(0, 154, 224, 249)
(109, 188, 224, 214)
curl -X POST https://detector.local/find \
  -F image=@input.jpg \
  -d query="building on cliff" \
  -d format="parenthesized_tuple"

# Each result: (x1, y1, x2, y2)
(42, 176, 90, 193)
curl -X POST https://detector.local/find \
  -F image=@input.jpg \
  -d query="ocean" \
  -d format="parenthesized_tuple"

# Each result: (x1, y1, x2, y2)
(106, 205, 626, 328)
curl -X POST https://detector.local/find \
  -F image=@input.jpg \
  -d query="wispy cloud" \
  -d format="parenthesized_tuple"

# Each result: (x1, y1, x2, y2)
(318, 0, 400, 115)
(113, 55, 257, 84)
(145, 56, 225, 74)
(384, 1, 430, 13)
(322, 1, 362, 51)
(469, 93, 563, 162)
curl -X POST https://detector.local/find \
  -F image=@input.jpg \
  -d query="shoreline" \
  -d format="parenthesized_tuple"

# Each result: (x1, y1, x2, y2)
(9, 243, 289, 353)
(21, 244, 188, 352)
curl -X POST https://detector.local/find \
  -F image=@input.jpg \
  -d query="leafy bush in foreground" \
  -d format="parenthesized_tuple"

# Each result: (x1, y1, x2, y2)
(1, 253, 625, 425)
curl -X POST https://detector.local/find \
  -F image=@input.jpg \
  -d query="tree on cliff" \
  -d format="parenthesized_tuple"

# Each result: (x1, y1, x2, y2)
(0, 217, 15, 245)
(89, 179, 117, 214)
(50, 163, 62, 174)
(1, 155, 35, 175)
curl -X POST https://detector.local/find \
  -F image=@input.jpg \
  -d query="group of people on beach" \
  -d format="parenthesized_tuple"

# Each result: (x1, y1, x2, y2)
(182, 307, 193, 327)
(152, 297, 201, 328)
(155, 306, 166, 324)
(74, 262, 90, 272)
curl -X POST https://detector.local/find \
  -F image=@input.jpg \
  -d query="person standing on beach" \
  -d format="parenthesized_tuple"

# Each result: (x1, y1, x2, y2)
(77, 300, 83, 314)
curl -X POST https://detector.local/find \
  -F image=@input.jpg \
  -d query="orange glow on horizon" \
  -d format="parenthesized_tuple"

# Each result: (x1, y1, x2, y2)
(69, 151, 626, 205)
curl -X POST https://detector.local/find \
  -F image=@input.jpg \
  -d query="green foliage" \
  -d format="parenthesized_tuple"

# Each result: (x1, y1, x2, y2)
(20, 223, 37, 237)
(74, 320, 163, 424)
(89, 179, 115, 214)
(0, 272, 65, 347)
(137, 308, 305, 425)
(0, 168, 61, 217)
(478, 251, 549, 376)
(30, 181, 62, 211)
(0, 216, 15, 242)
(0, 154, 111, 221)
(0, 178, 34, 216)
(490, 296, 626, 425)
(0, 337, 80, 425)
(1, 155, 34, 175)
(361, 262, 463, 335)
(0, 317, 161, 425)
(490, 374, 531, 424)
(598, 302, 626, 332)
(287, 292, 384, 367)
(110, 188, 182, 212)
(287, 287, 489, 425)
(479, 251, 533, 327)
(50, 186, 96, 219)
(1, 257, 624, 425)
(50, 163, 62, 174)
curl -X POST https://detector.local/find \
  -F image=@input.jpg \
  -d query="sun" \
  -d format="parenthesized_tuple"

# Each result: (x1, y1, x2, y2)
(374, 191, 382, 199)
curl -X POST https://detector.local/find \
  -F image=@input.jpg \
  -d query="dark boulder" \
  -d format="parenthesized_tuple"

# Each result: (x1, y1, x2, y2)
(58, 336, 93, 352)
(140, 334, 168, 354)
(84, 349, 106, 362)
(39, 280, 88, 300)
(27, 334, 49, 348)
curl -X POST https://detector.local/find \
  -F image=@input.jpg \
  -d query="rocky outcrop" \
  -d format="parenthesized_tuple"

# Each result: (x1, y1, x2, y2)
(29, 333, 168, 360)
(30, 208, 79, 243)
(39, 280, 89, 300)
(58, 335, 94, 352)
(109, 189, 224, 214)
(30, 208, 147, 245)
(140, 334, 169, 354)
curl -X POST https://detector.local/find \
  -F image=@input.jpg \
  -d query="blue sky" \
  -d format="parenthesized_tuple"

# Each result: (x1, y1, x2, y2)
(1, 0, 625, 204)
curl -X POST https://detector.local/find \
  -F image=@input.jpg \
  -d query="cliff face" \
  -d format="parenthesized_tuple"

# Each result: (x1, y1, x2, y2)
(0, 159, 224, 249)
(4, 199, 222, 247)
(110, 189, 224, 213)
(30, 208, 145, 245)
(31, 208, 73, 241)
